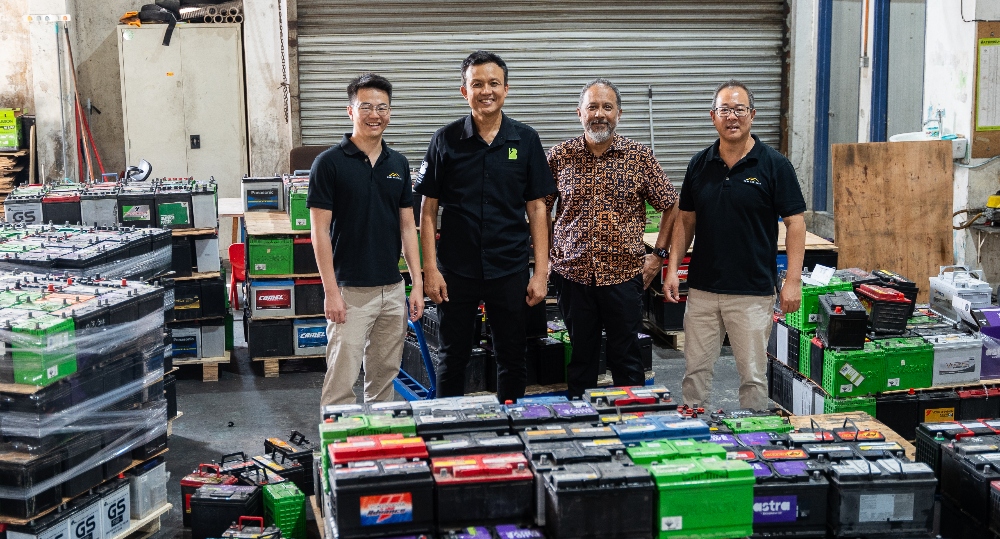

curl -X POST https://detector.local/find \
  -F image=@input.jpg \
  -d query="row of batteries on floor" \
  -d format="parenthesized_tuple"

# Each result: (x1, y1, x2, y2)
(145, 389, 1000, 539)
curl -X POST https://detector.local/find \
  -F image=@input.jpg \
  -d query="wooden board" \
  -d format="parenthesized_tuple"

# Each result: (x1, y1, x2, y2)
(789, 412, 915, 461)
(173, 271, 221, 281)
(643, 229, 836, 252)
(643, 321, 685, 351)
(174, 351, 231, 382)
(973, 22, 1000, 158)
(832, 142, 953, 303)
(170, 227, 219, 237)
(310, 495, 325, 539)
(252, 354, 326, 378)
(244, 211, 310, 236)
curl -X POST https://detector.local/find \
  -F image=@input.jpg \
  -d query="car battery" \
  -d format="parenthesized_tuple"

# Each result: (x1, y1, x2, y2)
(288, 186, 310, 231)
(856, 284, 912, 335)
(645, 456, 753, 539)
(5, 505, 72, 539)
(220, 452, 259, 476)
(172, 325, 201, 359)
(265, 430, 315, 461)
(719, 414, 792, 434)
(583, 385, 675, 414)
(879, 336, 934, 391)
(193, 235, 221, 272)
(626, 439, 726, 466)
(526, 438, 628, 468)
(179, 464, 238, 526)
(709, 432, 741, 448)
(328, 434, 427, 464)
(918, 389, 960, 425)
(914, 420, 988, 475)
(493, 524, 545, 538)
(41, 193, 81, 225)
(238, 466, 287, 488)
(958, 388, 1000, 420)
(65, 492, 101, 539)
(737, 432, 790, 447)
(853, 441, 907, 460)
(785, 430, 836, 446)
(826, 459, 936, 538)
(924, 333, 983, 386)
(246, 318, 293, 358)
(832, 424, 886, 443)
(173, 281, 201, 320)
(263, 482, 306, 539)
(870, 269, 919, 316)
(253, 453, 308, 496)
(292, 237, 318, 275)
(751, 459, 829, 537)
(199, 277, 226, 319)
(165, 372, 177, 418)
(819, 340, 885, 398)
(191, 181, 218, 229)
(414, 406, 509, 437)
(419, 303, 444, 350)
(293, 278, 323, 315)
(321, 401, 413, 422)
(247, 236, 293, 276)
(543, 460, 654, 539)
(201, 322, 225, 358)
(504, 400, 599, 429)
(97, 477, 130, 539)
(800, 443, 857, 462)
(171, 236, 193, 278)
(817, 291, 867, 350)
(319, 414, 417, 444)
(220, 516, 281, 539)
(4, 188, 44, 225)
(293, 318, 326, 355)
(930, 266, 992, 322)
(189, 484, 262, 539)
(439, 526, 491, 539)
(518, 424, 583, 445)
(79, 187, 120, 228)
(117, 187, 156, 228)
(11, 313, 77, 386)
(0, 449, 63, 518)
(102, 427, 134, 480)
(127, 458, 167, 519)
(526, 336, 565, 384)
(613, 417, 710, 444)
(432, 453, 534, 529)
(834, 267, 880, 287)
(939, 437, 1000, 501)
(330, 457, 434, 539)
(242, 176, 284, 212)
(131, 426, 168, 460)
(755, 447, 808, 462)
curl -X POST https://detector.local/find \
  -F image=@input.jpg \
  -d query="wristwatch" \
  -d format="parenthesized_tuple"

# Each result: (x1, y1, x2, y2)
(653, 247, 669, 259)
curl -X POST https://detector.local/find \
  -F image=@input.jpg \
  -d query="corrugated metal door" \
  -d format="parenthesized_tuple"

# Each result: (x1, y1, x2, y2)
(297, 1, 787, 180)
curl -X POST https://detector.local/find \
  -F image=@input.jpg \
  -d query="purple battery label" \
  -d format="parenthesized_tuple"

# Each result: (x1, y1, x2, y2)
(738, 432, 773, 446)
(710, 434, 739, 446)
(494, 524, 546, 539)
(772, 460, 810, 477)
(753, 495, 799, 523)
(552, 402, 596, 416)
(440, 527, 491, 539)
(511, 404, 555, 419)
(751, 461, 773, 478)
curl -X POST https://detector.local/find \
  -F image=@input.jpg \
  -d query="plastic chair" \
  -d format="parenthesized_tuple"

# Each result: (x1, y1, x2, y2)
(228, 242, 245, 310)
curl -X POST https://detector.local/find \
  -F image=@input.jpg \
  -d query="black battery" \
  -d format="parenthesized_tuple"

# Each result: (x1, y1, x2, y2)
(871, 269, 919, 317)
(118, 189, 156, 228)
(414, 405, 509, 437)
(199, 278, 226, 318)
(832, 424, 886, 443)
(253, 452, 309, 495)
(219, 452, 258, 476)
(958, 388, 1000, 421)
(752, 459, 829, 537)
(583, 386, 675, 414)
(638, 332, 652, 371)
(189, 484, 262, 539)
(61, 432, 104, 497)
(801, 443, 857, 462)
(331, 458, 434, 539)
(425, 431, 524, 457)
(154, 188, 193, 229)
(42, 193, 82, 225)
(161, 277, 176, 322)
(165, 372, 177, 419)
(939, 438, 1000, 505)
(171, 237, 194, 278)
(914, 421, 979, 475)
(853, 441, 907, 460)
(785, 430, 836, 446)
(941, 494, 994, 539)
(817, 291, 868, 350)
(246, 318, 293, 358)
(526, 337, 565, 385)
(433, 452, 535, 530)
(292, 237, 318, 275)
(0, 450, 63, 518)
(524, 438, 627, 465)
(827, 459, 935, 538)
(917, 390, 960, 426)
(505, 401, 599, 429)
(237, 466, 286, 487)
(107, 292, 141, 326)
(875, 392, 920, 441)
(543, 461, 654, 539)
(131, 428, 167, 460)
(293, 278, 323, 315)
(264, 431, 315, 460)
(102, 428, 133, 480)
(174, 281, 202, 321)
(126, 231, 152, 258)
(942, 450, 1000, 522)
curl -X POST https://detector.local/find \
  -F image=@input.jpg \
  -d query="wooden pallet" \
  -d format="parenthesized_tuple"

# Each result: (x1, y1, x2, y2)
(643, 321, 684, 351)
(167, 411, 183, 437)
(252, 354, 325, 377)
(111, 502, 172, 539)
(174, 352, 231, 381)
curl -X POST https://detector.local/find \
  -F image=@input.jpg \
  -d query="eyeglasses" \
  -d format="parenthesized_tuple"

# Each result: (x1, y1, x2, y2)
(713, 106, 752, 117)
(355, 103, 391, 115)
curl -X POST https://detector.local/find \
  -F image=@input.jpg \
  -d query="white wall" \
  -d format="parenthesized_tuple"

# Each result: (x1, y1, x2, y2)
(0, 0, 35, 111)
(243, 0, 292, 177)
(787, 0, 818, 210)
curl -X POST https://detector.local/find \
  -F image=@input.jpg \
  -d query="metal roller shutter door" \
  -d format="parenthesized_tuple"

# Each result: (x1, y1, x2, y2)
(297, 1, 787, 180)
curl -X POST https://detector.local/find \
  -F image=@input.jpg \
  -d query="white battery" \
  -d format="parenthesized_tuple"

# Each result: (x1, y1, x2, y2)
(128, 461, 167, 519)
(191, 181, 218, 229)
(68, 495, 102, 539)
(293, 318, 327, 355)
(201, 322, 225, 359)
(7, 511, 71, 539)
(80, 188, 119, 228)
(925, 333, 982, 385)
(242, 176, 283, 212)
(249, 279, 296, 318)
(172, 326, 201, 359)
(929, 267, 992, 322)
(99, 479, 131, 539)
(193, 235, 221, 272)
(4, 193, 44, 225)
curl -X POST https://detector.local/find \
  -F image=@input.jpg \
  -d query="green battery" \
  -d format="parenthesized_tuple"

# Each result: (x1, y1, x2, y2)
(10, 313, 76, 386)
(785, 277, 853, 331)
(879, 336, 934, 391)
(720, 415, 793, 434)
(247, 236, 293, 275)
(288, 187, 310, 231)
(627, 439, 727, 466)
(648, 457, 754, 539)
(821, 341, 885, 398)
(264, 482, 306, 539)
(318, 413, 417, 444)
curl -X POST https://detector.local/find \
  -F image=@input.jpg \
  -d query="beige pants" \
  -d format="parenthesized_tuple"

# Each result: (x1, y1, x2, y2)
(320, 281, 407, 406)
(681, 287, 775, 410)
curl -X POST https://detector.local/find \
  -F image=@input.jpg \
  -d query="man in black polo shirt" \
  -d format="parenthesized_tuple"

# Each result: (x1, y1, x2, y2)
(663, 80, 806, 410)
(414, 51, 556, 402)
(307, 73, 423, 406)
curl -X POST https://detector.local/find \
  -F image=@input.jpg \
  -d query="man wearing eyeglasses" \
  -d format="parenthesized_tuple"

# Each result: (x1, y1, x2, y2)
(663, 80, 805, 410)
(414, 51, 556, 402)
(307, 73, 423, 406)
(546, 78, 677, 398)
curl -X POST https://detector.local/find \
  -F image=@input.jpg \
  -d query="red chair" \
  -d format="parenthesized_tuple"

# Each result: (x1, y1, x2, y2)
(228, 243, 245, 310)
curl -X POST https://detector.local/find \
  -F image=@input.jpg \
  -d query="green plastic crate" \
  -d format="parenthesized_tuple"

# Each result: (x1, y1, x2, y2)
(288, 188, 310, 231)
(879, 336, 934, 391)
(648, 457, 754, 539)
(264, 482, 306, 539)
(627, 439, 727, 466)
(318, 414, 416, 444)
(799, 330, 815, 377)
(821, 341, 885, 398)
(645, 202, 661, 233)
(785, 277, 853, 331)
(720, 415, 793, 434)
(823, 396, 876, 416)
(11, 314, 77, 386)
(247, 236, 293, 275)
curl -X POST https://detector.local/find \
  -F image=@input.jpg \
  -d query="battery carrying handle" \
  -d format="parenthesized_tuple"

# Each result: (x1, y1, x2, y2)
(236, 516, 265, 532)
(840, 418, 861, 436)
(288, 430, 309, 446)
(938, 265, 985, 282)
(197, 463, 222, 477)
(221, 452, 249, 465)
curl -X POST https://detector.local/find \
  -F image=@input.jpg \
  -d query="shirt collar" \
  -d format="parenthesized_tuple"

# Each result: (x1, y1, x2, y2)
(708, 133, 762, 165)
(460, 113, 520, 144)
(340, 133, 390, 159)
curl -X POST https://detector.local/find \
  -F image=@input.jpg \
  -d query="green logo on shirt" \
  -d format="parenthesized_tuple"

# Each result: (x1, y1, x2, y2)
(508, 148, 518, 160)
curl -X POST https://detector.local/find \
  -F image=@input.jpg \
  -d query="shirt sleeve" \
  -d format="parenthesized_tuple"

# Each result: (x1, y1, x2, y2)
(641, 148, 678, 212)
(544, 147, 561, 214)
(523, 130, 558, 202)
(413, 132, 441, 198)
(678, 156, 697, 212)
(305, 151, 335, 211)
(398, 156, 414, 208)
(771, 159, 807, 217)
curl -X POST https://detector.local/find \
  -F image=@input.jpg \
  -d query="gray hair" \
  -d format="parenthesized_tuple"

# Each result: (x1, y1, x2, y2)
(712, 79, 755, 110)
(579, 78, 622, 109)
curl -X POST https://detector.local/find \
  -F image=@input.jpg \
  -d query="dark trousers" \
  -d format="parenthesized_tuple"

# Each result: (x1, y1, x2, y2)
(436, 269, 529, 402)
(553, 271, 645, 399)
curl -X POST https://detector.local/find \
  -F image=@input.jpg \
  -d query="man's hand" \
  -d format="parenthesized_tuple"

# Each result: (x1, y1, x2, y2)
(424, 268, 449, 304)
(779, 279, 802, 314)
(526, 272, 547, 307)
(408, 283, 425, 321)
(325, 288, 347, 324)
(662, 272, 681, 303)
(642, 254, 662, 290)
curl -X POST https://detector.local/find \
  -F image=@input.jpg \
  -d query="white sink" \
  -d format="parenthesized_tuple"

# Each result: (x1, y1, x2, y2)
(888, 131, 968, 159)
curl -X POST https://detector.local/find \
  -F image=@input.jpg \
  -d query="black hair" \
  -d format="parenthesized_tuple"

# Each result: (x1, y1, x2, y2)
(347, 73, 392, 104)
(461, 51, 508, 85)
(712, 79, 754, 110)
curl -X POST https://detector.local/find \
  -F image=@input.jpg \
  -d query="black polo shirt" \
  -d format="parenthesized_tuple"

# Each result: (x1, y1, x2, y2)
(306, 134, 413, 287)
(679, 134, 806, 295)
(414, 113, 556, 280)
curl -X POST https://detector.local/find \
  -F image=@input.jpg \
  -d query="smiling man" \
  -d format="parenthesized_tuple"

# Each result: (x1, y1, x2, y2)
(663, 80, 806, 410)
(546, 78, 677, 398)
(414, 51, 556, 401)
(307, 73, 423, 406)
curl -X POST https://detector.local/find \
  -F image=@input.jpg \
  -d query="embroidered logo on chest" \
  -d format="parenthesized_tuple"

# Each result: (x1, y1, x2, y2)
(743, 177, 761, 185)
(508, 148, 518, 160)
(387, 172, 401, 180)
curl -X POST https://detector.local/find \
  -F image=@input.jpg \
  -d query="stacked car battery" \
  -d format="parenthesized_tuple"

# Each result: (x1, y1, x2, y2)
(0, 272, 169, 523)
(311, 388, 938, 539)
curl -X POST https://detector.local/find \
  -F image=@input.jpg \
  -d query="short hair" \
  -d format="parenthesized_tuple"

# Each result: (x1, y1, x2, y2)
(347, 73, 392, 104)
(712, 79, 755, 110)
(461, 51, 508, 86)
(579, 78, 622, 109)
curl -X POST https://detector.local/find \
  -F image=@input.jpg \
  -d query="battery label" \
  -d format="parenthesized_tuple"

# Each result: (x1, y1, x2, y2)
(589, 390, 628, 397)
(661, 516, 683, 531)
(887, 377, 900, 388)
(571, 427, 612, 434)
(923, 422, 962, 430)
(359, 492, 413, 525)
(247, 189, 280, 210)
(256, 290, 292, 309)
(581, 439, 621, 447)
(858, 493, 914, 522)
(753, 495, 798, 523)
(434, 458, 477, 467)
(122, 205, 150, 221)
(924, 408, 956, 422)
(760, 449, 807, 460)
(858, 442, 903, 451)
(158, 202, 190, 226)
(839, 363, 865, 386)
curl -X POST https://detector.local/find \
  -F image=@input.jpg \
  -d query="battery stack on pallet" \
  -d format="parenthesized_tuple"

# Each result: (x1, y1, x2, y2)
(0, 272, 171, 537)
(310, 391, 939, 539)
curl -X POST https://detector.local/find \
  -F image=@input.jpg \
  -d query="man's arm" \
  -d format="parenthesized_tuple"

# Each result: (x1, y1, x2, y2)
(400, 208, 424, 321)
(663, 210, 696, 303)
(779, 213, 806, 314)
(642, 203, 678, 289)
(420, 196, 447, 304)
(526, 198, 549, 306)
(310, 208, 346, 323)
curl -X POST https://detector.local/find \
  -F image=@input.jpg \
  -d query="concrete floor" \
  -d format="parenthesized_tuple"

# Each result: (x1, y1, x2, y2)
(155, 315, 748, 539)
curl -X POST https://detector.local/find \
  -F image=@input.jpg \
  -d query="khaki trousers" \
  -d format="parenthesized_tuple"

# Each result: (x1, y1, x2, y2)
(681, 287, 775, 410)
(320, 281, 407, 406)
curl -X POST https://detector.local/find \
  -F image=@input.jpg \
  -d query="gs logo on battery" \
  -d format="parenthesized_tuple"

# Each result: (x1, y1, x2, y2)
(74, 515, 97, 539)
